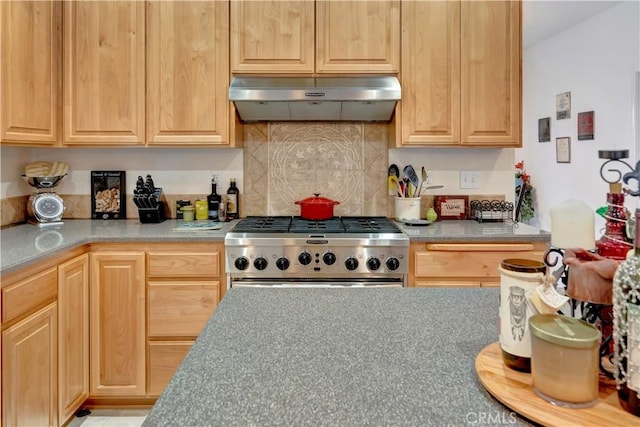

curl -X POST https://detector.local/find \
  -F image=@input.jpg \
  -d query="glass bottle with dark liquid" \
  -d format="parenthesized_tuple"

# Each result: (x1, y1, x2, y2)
(613, 208, 640, 416)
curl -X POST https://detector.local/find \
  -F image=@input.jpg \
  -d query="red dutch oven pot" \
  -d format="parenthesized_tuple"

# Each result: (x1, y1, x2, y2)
(295, 193, 340, 220)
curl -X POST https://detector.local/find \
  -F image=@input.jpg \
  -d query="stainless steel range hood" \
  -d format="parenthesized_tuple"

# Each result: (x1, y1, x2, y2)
(229, 76, 401, 122)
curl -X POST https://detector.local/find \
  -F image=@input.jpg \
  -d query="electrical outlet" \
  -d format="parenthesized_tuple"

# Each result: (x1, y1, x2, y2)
(460, 171, 479, 189)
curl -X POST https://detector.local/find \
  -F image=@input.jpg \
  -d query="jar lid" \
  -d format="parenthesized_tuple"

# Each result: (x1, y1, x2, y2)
(529, 314, 601, 348)
(182, 205, 195, 211)
(501, 258, 546, 274)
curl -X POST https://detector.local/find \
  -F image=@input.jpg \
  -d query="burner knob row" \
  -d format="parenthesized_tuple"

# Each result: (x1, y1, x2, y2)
(234, 254, 401, 272)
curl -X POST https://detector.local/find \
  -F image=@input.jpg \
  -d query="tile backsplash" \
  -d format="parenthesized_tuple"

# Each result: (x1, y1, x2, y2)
(243, 122, 388, 217)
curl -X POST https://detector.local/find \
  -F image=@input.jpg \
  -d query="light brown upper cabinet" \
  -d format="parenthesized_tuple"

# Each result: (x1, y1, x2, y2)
(63, 1, 145, 145)
(147, 1, 229, 145)
(0, 1, 60, 146)
(231, 1, 315, 73)
(398, 1, 521, 147)
(231, 0, 399, 74)
(64, 1, 232, 147)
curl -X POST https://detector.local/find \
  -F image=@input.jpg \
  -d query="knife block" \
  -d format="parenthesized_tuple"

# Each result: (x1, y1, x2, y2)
(138, 202, 166, 223)
(137, 187, 166, 223)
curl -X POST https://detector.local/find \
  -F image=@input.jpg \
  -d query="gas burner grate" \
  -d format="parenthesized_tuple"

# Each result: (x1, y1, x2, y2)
(289, 217, 345, 233)
(231, 216, 291, 233)
(342, 216, 402, 233)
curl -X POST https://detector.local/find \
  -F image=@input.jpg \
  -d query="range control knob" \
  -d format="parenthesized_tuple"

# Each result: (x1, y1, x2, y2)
(276, 257, 290, 271)
(234, 256, 250, 271)
(323, 252, 336, 266)
(298, 252, 312, 265)
(367, 257, 381, 271)
(254, 257, 268, 271)
(345, 257, 359, 271)
(386, 257, 400, 271)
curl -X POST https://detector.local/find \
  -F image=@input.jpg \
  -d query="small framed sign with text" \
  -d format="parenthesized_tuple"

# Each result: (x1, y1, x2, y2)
(556, 137, 571, 164)
(434, 195, 469, 220)
(91, 171, 126, 219)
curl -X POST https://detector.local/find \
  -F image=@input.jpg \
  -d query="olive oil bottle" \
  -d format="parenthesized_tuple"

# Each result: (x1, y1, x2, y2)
(226, 178, 239, 220)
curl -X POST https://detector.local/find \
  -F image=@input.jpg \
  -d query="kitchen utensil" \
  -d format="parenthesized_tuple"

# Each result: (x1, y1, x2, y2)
(398, 181, 406, 198)
(295, 193, 340, 220)
(416, 166, 429, 196)
(403, 165, 420, 190)
(388, 164, 400, 178)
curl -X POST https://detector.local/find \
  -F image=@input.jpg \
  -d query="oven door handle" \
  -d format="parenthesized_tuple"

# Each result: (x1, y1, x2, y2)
(231, 282, 403, 288)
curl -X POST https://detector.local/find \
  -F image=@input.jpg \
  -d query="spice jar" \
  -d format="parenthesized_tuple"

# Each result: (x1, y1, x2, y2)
(499, 258, 546, 372)
(181, 205, 195, 222)
(530, 314, 601, 408)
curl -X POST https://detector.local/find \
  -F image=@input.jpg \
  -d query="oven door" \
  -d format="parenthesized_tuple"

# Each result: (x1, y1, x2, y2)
(230, 277, 404, 288)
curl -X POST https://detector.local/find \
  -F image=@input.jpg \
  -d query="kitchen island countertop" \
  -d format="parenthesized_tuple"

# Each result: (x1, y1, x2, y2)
(1, 219, 549, 275)
(143, 287, 531, 426)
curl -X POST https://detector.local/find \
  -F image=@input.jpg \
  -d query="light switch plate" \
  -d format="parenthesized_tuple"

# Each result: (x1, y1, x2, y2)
(460, 171, 479, 189)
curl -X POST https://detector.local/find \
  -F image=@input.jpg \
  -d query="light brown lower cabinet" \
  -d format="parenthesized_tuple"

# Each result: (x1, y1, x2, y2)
(90, 251, 146, 397)
(58, 254, 89, 425)
(409, 242, 548, 287)
(2, 303, 58, 427)
(148, 341, 193, 396)
(146, 244, 222, 396)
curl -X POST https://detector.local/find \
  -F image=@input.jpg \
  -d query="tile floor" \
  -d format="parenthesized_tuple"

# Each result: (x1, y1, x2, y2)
(67, 409, 149, 427)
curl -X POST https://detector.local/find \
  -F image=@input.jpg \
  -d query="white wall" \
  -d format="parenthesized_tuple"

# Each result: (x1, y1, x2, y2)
(518, 1, 640, 237)
(0, 146, 243, 198)
(389, 147, 515, 200)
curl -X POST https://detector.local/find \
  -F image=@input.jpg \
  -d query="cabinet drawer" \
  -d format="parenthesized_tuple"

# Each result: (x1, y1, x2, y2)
(147, 251, 220, 278)
(148, 341, 192, 396)
(2, 267, 57, 323)
(415, 244, 544, 278)
(148, 281, 219, 337)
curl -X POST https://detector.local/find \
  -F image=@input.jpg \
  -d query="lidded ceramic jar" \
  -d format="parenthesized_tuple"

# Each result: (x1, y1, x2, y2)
(529, 314, 601, 408)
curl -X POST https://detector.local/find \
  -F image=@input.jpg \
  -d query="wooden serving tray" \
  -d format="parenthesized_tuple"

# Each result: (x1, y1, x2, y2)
(475, 342, 638, 426)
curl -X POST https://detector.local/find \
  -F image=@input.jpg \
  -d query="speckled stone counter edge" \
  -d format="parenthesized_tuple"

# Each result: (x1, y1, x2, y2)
(1, 219, 549, 276)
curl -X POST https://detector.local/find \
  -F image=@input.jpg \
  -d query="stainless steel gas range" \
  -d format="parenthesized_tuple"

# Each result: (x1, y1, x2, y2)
(225, 216, 409, 288)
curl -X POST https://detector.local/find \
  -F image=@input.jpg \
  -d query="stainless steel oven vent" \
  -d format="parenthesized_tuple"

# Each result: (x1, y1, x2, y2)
(229, 76, 401, 122)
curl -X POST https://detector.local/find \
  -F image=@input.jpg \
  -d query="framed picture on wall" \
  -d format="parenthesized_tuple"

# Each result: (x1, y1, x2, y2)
(556, 92, 571, 119)
(538, 117, 551, 142)
(556, 137, 571, 163)
(578, 111, 595, 140)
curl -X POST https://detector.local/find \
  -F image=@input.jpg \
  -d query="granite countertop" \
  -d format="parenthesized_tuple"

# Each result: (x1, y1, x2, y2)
(0, 219, 237, 275)
(0, 219, 549, 276)
(396, 220, 550, 243)
(143, 287, 532, 426)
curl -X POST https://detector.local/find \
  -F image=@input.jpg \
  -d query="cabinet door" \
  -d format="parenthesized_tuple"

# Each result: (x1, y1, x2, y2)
(0, 1, 60, 145)
(316, 0, 399, 73)
(63, 1, 145, 145)
(2, 303, 58, 427)
(231, 0, 314, 74)
(147, 1, 229, 145)
(460, 0, 521, 146)
(58, 254, 89, 425)
(90, 252, 145, 396)
(400, 1, 459, 145)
